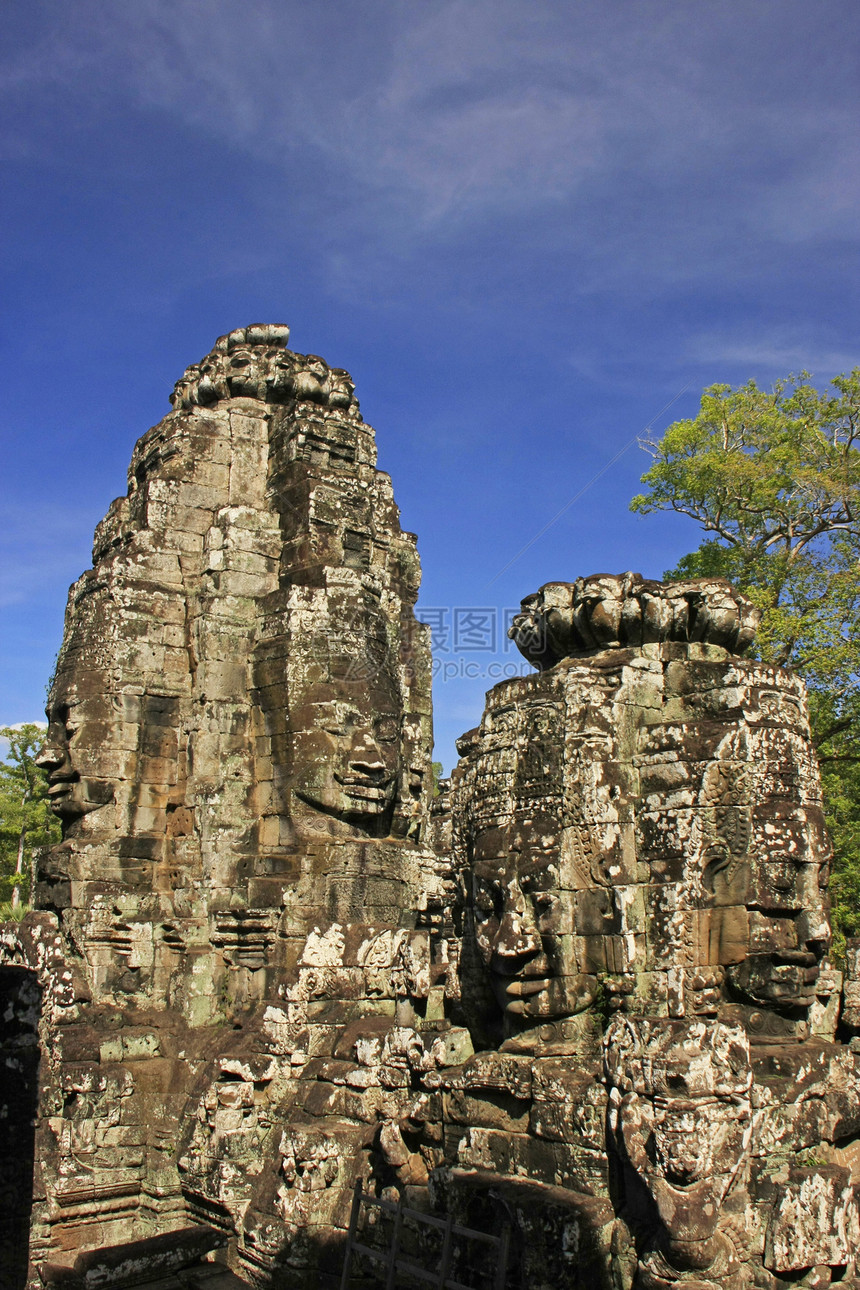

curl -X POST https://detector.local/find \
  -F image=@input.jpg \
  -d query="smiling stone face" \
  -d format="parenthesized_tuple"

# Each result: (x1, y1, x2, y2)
(454, 576, 834, 1047)
(288, 693, 402, 831)
(726, 802, 830, 1013)
(36, 588, 181, 846)
(37, 697, 122, 826)
(470, 809, 596, 1020)
(453, 673, 615, 1043)
(257, 585, 431, 845)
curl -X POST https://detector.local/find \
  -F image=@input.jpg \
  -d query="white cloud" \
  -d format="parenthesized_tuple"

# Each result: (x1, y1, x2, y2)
(4, 0, 857, 258)
(686, 329, 859, 380)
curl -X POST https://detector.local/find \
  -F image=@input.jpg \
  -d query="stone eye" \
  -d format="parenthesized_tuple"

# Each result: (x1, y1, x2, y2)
(326, 712, 359, 735)
(473, 882, 500, 920)
(374, 717, 398, 743)
(533, 893, 559, 924)
(533, 892, 556, 909)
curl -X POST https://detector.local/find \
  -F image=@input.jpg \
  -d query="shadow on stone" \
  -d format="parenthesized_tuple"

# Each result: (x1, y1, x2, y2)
(0, 966, 41, 1290)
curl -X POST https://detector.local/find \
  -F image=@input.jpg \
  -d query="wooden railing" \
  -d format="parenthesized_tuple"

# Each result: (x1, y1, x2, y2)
(339, 1180, 510, 1290)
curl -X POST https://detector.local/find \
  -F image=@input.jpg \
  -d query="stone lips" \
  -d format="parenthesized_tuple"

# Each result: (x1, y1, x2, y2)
(509, 571, 761, 668)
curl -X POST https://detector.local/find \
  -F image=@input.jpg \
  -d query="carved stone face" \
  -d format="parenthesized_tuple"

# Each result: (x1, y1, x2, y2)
(727, 803, 830, 1011)
(288, 667, 402, 833)
(226, 346, 262, 398)
(37, 690, 115, 825)
(290, 703, 399, 822)
(471, 810, 595, 1020)
(648, 1081, 748, 1190)
(327, 368, 355, 408)
(293, 355, 332, 404)
(638, 713, 830, 1017)
(605, 1017, 752, 1262)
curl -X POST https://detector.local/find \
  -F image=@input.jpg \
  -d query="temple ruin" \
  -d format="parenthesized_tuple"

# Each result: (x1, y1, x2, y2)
(2, 327, 859, 1290)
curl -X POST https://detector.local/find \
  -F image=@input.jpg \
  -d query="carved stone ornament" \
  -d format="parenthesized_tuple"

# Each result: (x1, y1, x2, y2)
(509, 571, 762, 668)
(170, 323, 360, 414)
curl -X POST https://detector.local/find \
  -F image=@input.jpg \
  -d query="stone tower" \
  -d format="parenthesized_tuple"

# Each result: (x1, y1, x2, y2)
(11, 326, 449, 1283)
(425, 574, 857, 1290)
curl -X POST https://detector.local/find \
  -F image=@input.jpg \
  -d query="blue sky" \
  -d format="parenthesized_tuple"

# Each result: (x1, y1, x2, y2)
(2, 0, 858, 771)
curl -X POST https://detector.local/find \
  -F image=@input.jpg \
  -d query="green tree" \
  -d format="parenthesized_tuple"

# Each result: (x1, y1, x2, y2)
(631, 368, 860, 946)
(0, 724, 60, 913)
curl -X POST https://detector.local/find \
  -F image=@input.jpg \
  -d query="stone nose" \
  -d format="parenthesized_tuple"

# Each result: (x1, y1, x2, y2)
(350, 732, 387, 766)
(493, 886, 542, 961)
(35, 737, 66, 772)
(797, 906, 830, 954)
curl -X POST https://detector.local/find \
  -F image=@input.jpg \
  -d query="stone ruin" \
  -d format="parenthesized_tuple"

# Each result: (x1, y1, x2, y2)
(2, 327, 860, 1290)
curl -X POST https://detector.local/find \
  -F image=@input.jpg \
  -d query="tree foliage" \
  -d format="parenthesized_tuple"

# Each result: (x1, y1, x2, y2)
(632, 369, 860, 946)
(0, 724, 60, 911)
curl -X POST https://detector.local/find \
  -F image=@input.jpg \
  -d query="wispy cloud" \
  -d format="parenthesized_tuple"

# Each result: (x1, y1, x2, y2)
(4, 0, 857, 269)
(686, 329, 859, 380)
